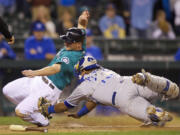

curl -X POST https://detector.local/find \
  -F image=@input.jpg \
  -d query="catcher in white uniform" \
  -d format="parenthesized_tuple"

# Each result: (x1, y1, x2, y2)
(39, 56, 179, 126)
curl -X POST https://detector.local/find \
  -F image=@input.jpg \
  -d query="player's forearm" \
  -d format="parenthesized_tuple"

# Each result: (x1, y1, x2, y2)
(54, 102, 68, 113)
(34, 65, 60, 76)
(76, 101, 96, 118)
(78, 22, 88, 29)
(47, 102, 69, 115)
(33, 67, 54, 76)
(78, 10, 89, 29)
(78, 16, 88, 29)
(22, 64, 61, 77)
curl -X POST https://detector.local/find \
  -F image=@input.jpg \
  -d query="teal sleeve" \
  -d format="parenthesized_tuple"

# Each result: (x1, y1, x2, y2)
(55, 55, 71, 71)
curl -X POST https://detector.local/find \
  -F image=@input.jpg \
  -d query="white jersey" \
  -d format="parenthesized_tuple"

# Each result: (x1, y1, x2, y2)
(65, 68, 124, 107)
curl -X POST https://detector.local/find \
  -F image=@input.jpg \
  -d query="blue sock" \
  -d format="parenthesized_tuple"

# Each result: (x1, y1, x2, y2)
(48, 105, 55, 114)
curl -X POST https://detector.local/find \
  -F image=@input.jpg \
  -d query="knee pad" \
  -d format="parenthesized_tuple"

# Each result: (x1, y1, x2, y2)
(147, 77, 179, 99)
(140, 69, 179, 99)
(165, 82, 179, 99)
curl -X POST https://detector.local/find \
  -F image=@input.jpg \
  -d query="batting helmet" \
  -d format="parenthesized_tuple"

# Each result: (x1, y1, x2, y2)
(60, 27, 86, 44)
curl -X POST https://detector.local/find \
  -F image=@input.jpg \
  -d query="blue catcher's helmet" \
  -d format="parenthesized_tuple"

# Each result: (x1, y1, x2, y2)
(74, 56, 100, 75)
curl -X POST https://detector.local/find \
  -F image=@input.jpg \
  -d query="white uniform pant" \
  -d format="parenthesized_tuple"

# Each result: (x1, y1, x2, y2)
(115, 77, 158, 122)
(3, 76, 61, 126)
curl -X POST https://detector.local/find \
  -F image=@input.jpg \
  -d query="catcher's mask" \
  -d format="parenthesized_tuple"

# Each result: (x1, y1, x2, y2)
(74, 56, 100, 77)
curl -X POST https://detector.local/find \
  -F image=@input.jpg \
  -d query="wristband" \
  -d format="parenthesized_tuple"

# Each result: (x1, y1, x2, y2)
(48, 105, 55, 114)
(77, 105, 89, 117)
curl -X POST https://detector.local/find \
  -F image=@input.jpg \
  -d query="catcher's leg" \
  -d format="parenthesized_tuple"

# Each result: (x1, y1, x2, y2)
(132, 69, 179, 99)
(123, 96, 172, 126)
(137, 85, 158, 100)
(15, 95, 49, 127)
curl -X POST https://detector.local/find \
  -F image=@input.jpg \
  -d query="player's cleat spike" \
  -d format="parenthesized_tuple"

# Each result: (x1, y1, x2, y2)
(146, 106, 173, 127)
(38, 97, 52, 119)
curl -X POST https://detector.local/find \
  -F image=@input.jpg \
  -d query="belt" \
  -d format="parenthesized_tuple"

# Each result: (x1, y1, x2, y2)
(42, 76, 55, 90)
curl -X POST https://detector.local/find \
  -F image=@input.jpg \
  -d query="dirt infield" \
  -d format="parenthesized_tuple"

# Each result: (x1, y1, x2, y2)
(0, 124, 180, 134)
(0, 115, 180, 134)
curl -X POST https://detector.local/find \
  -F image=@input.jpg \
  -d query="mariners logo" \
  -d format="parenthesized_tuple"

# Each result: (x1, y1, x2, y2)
(61, 57, 69, 64)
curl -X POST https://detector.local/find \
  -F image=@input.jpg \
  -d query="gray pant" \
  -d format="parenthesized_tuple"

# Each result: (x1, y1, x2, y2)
(115, 77, 158, 122)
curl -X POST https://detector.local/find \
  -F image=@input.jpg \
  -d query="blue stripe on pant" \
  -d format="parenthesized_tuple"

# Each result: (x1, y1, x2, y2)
(112, 92, 117, 105)
(163, 80, 170, 92)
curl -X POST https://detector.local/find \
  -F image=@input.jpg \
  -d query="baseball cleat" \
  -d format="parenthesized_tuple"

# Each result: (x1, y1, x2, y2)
(146, 106, 173, 127)
(38, 97, 52, 119)
(132, 69, 148, 85)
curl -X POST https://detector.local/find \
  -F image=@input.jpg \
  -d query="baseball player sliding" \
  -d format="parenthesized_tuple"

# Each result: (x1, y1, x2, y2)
(3, 10, 89, 127)
(39, 56, 179, 126)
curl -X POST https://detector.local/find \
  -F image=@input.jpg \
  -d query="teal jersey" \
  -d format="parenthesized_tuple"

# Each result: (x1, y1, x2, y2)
(47, 30, 86, 90)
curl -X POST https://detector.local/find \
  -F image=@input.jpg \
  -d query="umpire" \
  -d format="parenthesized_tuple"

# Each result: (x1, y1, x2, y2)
(0, 17, 15, 44)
